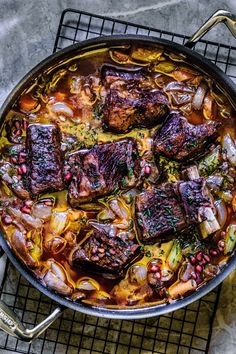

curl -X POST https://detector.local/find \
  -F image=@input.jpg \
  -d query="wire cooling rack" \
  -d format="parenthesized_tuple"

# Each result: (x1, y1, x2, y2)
(1, 7, 236, 354)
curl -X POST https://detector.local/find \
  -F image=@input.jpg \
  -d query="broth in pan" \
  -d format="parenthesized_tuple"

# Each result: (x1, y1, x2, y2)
(0, 44, 236, 308)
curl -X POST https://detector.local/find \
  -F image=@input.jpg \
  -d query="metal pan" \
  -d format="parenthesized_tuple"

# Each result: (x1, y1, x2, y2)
(0, 9, 236, 341)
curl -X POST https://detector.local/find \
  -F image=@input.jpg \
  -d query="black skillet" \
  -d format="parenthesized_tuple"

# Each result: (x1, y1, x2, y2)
(0, 9, 236, 341)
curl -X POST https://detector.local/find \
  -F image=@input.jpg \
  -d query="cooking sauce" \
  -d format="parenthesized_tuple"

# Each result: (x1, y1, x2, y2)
(0, 44, 236, 308)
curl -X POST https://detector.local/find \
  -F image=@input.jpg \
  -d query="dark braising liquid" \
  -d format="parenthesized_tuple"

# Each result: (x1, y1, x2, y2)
(0, 44, 235, 308)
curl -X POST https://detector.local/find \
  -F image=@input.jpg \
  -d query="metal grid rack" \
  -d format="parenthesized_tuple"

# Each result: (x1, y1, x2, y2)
(1, 7, 236, 354)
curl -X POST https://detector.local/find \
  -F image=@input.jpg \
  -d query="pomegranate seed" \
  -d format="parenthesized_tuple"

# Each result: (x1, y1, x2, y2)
(196, 251, 203, 261)
(221, 231, 226, 237)
(14, 129, 22, 137)
(65, 172, 73, 181)
(17, 175, 22, 180)
(21, 164, 27, 174)
(25, 200, 33, 207)
(199, 259, 207, 266)
(209, 249, 218, 256)
(19, 157, 26, 163)
(15, 121, 21, 129)
(2, 215, 12, 225)
(17, 166, 23, 174)
(203, 254, 210, 263)
(109, 249, 116, 255)
(21, 206, 31, 214)
(154, 272, 161, 279)
(11, 157, 17, 164)
(144, 165, 152, 175)
(190, 256, 197, 265)
(151, 265, 159, 273)
(20, 152, 27, 158)
(195, 265, 203, 273)
(191, 271, 197, 280)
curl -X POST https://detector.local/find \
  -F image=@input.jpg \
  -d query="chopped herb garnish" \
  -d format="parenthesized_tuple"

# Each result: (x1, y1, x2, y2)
(145, 250, 152, 258)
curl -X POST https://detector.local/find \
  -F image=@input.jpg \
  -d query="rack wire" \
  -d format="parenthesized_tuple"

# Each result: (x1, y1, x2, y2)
(1, 7, 236, 354)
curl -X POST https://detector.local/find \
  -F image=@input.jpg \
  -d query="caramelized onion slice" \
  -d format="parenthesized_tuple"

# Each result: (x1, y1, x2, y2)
(192, 83, 207, 110)
(32, 202, 53, 220)
(43, 271, 72, 296)
(49, 211, 69, 235)
(76, 278, 100, 291)
(214, 199, 227, 228)
(165, 81, 195, 93)
(11, 229, 36, 266)
(44, 236, 67, 254)
(98, 208, 116, 221)
(222, 134, 236, 166)
(129, 265, 147, 284)
(203, 93, 217, 120)
(89, 221, 117, 237)
(7, 207, 42, 229)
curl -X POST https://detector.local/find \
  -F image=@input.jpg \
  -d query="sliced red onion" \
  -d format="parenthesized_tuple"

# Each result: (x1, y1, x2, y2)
(129, 265, 147, 284)
(32, 202, 52, 220)
(43, 270, 72, 295)
(171, 92, 193, 106)
(49, 260, 67, 282)
(109, 199, 128, 219)
(192, 83, 207, 110)
(214, 199, 227, 228)
(165, 81, 195, 93)
(222, 134, 236, 166)
(8, 207, 42, 229)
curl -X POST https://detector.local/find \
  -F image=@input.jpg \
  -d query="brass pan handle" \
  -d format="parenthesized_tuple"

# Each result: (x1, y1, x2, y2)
(0, 299, 64, 342)
(185, 9, 236, 48)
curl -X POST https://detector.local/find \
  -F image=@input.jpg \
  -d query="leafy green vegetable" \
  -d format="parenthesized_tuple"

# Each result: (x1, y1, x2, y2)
(224, 224, 236, 255)
(198, 146, 221, 177)
(166, 239, 183, 271)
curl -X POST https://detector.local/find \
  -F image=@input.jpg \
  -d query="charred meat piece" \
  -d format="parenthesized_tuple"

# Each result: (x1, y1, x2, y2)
(178, 179, 215, 224)
(71, 224, 140, 275)
(135, 185, 187, 244)
(26, 124, 64, 196)
(67, 139, 141, 206)
(153, 111, 219, 161)
(136, 179, 217, 244)
(101, 66, 169, 133)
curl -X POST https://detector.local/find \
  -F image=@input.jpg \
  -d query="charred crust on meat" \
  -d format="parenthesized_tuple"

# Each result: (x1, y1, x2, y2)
(67, 139, 141, 206)
(71, 226, 140, 276)
(101, 65, 170, 133)
(153, 111, 220, 161)
(26, 124, 64, 196)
